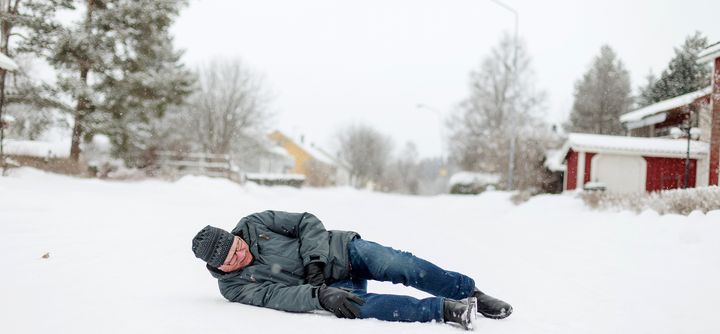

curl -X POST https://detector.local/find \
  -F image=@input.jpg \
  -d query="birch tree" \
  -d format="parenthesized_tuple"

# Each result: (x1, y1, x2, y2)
(187, 59, 271, 156)
(447, 33, 547, 189)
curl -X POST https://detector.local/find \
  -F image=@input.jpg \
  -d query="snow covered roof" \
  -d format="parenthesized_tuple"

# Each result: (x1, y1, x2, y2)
(2, 139, 70, 159)
(272, 130, 352, 170)
(0, 52, 18, 71)
(448, 171, 501, 186)
(543, 149, 566, 172)
(296, 139, 351, 170)
(297, 141, 337, 166)
(619, 86, 711, 124)
(560, 133, 709, 159)
(698, 41, 720, 63)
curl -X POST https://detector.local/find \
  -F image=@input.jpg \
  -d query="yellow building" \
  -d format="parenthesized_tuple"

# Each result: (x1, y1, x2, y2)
(269, 130, 348, 186)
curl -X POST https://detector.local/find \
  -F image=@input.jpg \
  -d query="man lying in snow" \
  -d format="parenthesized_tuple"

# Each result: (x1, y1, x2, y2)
(191, 210, 512, 330)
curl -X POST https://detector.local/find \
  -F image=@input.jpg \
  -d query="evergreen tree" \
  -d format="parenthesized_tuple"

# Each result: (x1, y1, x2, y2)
(44, 0, 194, 163)
(636, 70, 657, 108)
(567, 45, 632, 135)
(649, 32, 711, 103)
(0, 0, 73, 173)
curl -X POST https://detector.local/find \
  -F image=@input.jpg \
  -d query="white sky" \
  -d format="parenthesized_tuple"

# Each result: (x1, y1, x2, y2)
(171, 0, 720, 158)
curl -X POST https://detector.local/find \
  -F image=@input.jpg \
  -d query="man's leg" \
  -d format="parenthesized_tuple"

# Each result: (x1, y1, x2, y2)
(347, 238, 475, 300)
(329, 278, 445, 323)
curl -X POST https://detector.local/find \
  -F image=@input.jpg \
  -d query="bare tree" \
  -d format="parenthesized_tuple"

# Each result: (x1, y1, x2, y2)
(188, 59, 271, 155)
(303, 158, 335, 187)
(447, 33, 547, 189)
(335, 123, 393, 188)
(382, 141, 420, 194)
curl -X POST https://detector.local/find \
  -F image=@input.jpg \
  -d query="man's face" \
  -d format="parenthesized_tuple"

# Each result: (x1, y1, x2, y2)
(218, 236, 253, 272)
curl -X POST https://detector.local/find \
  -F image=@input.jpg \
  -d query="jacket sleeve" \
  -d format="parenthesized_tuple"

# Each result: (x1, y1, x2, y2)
(253, 210, 330, 266)
(219, 280, 323, 313)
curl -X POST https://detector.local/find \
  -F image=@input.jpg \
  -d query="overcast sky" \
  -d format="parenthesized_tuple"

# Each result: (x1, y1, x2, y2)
(171, 0, 720, 158)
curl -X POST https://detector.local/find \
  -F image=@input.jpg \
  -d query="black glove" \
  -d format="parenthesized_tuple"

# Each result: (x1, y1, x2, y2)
(305, 262, 326, 286)
(317, 285, 365, 319)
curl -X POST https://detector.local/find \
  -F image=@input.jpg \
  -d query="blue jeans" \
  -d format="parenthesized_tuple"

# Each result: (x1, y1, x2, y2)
(329, 238, 476, 323)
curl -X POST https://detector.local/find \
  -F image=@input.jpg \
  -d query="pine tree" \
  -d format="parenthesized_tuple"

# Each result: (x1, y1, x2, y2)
(636, 70, 657, 108)
(649, 32, 711, 103)
(567, 45, 632, 135)
(44, 0, 194, 163)
(0, 0, 73, 173)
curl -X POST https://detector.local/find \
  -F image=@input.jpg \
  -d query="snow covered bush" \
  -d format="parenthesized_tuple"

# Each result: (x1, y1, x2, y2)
(578, 186, 720, 215)
(448, 171, 499, 194)
(511, 189, 541, 204)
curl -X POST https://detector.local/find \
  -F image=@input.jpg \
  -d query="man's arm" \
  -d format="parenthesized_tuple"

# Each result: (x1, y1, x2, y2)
(251, 210, 330, 266)
(219, 280, 323, 313)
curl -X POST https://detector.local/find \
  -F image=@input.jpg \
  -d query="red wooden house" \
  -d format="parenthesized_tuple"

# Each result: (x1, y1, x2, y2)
(559, 134, 707, 193)
(555, 42, 720, 193)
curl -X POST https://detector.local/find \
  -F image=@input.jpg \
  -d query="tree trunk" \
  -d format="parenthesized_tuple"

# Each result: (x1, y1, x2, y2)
(0, 0, 13, 173)
(0, 69, 6, 170)
(70, 67, 89, 161)
(70, 0, 94, 162)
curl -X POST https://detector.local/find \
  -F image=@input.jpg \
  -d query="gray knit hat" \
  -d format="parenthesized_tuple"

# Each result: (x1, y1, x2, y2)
(192, 225, 235, 268)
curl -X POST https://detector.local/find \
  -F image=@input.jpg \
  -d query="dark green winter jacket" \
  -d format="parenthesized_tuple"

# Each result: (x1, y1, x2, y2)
(207, 210, 358, 312)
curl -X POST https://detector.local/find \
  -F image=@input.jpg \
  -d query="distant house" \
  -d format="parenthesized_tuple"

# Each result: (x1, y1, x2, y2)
(698, 41, 720, 185)
(620, 87, 711, 138)
(269, 130, 351, 187)
(234, 143, 295, 175)
(550, 41, 720, 193)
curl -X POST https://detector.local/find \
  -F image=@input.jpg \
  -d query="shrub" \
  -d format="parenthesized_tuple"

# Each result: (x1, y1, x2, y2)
(578, 186, 720, 215)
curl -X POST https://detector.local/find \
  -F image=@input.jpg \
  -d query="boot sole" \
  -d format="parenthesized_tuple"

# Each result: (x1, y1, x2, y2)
(479, 305, 513, 319)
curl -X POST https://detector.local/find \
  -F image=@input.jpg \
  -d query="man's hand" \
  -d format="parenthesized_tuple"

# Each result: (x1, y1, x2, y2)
(304, 262, 326, 286)
(317, 285, 365, 319)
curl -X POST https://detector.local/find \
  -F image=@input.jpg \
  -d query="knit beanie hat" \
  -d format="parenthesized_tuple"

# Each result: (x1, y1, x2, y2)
(192, 225, 235, 268)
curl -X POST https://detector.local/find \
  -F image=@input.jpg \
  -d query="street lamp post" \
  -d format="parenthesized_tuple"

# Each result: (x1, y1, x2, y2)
(671, 110, 701, 189)
(685, 124, 691, 188)
(488, 0, 519, 190)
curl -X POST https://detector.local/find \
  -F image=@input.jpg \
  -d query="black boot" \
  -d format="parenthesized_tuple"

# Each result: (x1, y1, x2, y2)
(473, 288, 512, 319)
(443, 297, 477, 331)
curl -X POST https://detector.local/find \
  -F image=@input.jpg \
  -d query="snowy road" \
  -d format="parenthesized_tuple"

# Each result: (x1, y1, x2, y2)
(1, 168, 719, 334)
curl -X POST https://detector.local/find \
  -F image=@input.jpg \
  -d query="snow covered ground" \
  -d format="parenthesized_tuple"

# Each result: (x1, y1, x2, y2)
(1, 168, 719, 334)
